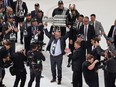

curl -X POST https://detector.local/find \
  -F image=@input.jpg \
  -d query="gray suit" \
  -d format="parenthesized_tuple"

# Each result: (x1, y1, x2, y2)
(90, 20, 106, 38)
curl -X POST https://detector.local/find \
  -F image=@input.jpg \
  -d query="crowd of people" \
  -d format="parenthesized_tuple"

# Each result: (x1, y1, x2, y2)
(0, 0, 116, 87)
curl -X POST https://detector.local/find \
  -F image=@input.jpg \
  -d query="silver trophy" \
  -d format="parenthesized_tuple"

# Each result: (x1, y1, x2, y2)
(42, 15, 67, 27)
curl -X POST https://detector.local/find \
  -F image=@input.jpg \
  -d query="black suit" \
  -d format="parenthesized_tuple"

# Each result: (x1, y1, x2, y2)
(70, 47, 85, 87)
(31, 10, 44, 19)
(108, 25, 116, 48)
(3, 0, 14, 9)
(79, 24, 95, 53)
(11, 52, 27, 87)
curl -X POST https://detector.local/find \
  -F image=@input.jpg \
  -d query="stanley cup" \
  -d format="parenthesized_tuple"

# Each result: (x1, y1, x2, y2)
(42, 15, 67, 27)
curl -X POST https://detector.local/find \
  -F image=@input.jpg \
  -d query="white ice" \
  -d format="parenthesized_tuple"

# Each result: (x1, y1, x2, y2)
(3, 0, 116, 87)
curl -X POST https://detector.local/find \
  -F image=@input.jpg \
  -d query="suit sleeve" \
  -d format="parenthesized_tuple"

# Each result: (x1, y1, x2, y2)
(108, 26, 113, 37)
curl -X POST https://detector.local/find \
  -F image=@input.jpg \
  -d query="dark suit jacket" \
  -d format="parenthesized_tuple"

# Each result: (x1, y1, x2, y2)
(70, 47, 85, 72)
(108, 25, 116, 47)
(13, 1, 28, 17)
(79, 24, 95, 42)
(3, 0, 14, 9)
(44, 28, 69, 55)
(31, 10, 44, 19)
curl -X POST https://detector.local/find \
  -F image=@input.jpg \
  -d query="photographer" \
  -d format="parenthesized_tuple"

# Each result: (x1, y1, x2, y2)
(103, 38, 116, 87)
(82, 54, 99, 87)
(0, 40, 11, 87)
(27, 43, 45, 87)
(11, 49, 27, 87)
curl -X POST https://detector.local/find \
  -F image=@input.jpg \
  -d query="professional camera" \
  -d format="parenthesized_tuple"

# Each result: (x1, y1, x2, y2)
(18, 9, 24, 18)
(10, 32, 16, 41)
(30, 35, 38, 44)
(26, 50, 34, 66)
(23, 29, 28, 36)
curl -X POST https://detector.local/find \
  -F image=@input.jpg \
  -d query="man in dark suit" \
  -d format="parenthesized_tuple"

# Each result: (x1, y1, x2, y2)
(31, 3, 44, 19)
(79, 16, 95, 54)
(69, 41, 85, 87)
(44, 23, 70, 85)
(3, 0, 14, 9)
(108, 20, 116, 48)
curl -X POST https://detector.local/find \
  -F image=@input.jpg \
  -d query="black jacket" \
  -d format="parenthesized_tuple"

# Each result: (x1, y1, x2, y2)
(108, 25, 116, 47)
(70, 47, 85, 72)
(13, 1, 28, 17)
(11, 52, 27, 73)
(44, 28, 69, 55)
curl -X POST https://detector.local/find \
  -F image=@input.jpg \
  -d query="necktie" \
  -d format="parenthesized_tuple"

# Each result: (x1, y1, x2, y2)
(4, 0, 8, 6)
(114, 27, 116, 36)
(77, 22, 80, 29)
(52, 39, 57, 54)
(84, 25, 87, 41)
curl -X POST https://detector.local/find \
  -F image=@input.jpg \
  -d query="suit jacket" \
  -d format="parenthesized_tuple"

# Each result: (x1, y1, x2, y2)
(44, 28, 69, 55)
(3, 0, 14, 9)
(13, 1, 28, 17)
(79, 24, 95, 42)
(70, 47, 85, 72)
(90, 20, 104, 36)
(31, 10, 44, 19)
(108, 25, 116, 47)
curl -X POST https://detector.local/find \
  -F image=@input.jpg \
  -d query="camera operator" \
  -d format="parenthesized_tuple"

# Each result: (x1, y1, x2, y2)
(82, 54, 99, 87)
(94, 37, 116, 87)
(27, 43, 45, 87)
(0, 40, 11, 87)
(2, 15, 18, 56)
(103, 38, 116, 87)
(11, 49, 27, 87)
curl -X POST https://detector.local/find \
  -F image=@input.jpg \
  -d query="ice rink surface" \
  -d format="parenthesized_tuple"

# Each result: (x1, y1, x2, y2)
(3, 0, 116, 87)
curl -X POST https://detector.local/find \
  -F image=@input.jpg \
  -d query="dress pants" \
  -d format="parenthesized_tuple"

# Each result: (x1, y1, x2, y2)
(50, 55, 63, 81)
(73, 71, 82, 87)
(13, 70, 26, 87)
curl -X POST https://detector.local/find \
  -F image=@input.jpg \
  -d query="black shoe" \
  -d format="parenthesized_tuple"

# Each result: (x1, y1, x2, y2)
(15, 40, 17, 43)
(1, 84, 6, 87)
(41, 75, 44, 78)
(50, 79, 56, 83)
(20, 41, 23, 44)
(57, 81, 61, 85)
(67, 63, 70, 67)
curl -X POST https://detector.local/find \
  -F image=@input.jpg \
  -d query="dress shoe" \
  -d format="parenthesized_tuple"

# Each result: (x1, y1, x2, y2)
(20, 41, 23, 44)
(67, 63, 70, 67)
(50, 79, 56, 83)
(57, 81, 61, 85)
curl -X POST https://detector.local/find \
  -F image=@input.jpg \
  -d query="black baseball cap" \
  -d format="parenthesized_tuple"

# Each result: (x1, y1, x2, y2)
(31, 18, 38, 22)
(58, 0, 63, 5)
